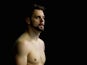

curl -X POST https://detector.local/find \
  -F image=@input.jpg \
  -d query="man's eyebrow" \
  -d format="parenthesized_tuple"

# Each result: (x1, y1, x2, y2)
(34, 15, 45, 17)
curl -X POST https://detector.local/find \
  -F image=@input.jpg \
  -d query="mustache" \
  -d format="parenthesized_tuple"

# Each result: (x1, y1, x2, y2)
(39, 23, 44, 26)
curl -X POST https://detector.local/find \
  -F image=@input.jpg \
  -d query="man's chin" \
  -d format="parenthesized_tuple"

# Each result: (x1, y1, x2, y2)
(38, 28, 44, 32)
(39, 26, 44, 31)
(33, 25, 44, 32)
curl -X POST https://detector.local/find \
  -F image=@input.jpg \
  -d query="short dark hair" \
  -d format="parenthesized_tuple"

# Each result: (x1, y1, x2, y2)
(25, 3, 45, 18)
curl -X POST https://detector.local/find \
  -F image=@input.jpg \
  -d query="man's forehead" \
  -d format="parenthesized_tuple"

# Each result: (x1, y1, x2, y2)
(33, 9, 44, 15)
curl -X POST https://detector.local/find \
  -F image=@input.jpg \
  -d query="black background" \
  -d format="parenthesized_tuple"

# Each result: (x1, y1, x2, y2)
(0, 0, 85, 65)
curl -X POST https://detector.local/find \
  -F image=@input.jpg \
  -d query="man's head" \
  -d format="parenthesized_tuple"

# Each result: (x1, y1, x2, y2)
(25, 3, 45, 32)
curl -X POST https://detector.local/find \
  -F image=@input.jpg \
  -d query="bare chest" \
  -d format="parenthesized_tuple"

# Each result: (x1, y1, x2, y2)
(27, 42, 46, 64)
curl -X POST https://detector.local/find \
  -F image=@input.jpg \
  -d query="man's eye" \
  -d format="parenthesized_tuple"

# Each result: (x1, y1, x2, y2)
(35, 16, 40, 19)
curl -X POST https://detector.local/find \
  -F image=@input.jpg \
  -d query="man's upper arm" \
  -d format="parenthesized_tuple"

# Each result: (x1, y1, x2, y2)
(14, 41, 28, 65)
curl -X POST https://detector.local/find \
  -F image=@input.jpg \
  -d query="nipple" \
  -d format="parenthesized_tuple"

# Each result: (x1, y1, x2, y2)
(34, 59, 36, 61)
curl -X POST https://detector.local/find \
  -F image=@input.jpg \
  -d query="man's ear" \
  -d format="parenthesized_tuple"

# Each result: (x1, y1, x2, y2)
(25, 17, 30, 24)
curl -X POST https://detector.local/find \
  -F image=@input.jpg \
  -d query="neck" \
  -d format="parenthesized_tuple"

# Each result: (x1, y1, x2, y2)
(26, 26, 41, 40)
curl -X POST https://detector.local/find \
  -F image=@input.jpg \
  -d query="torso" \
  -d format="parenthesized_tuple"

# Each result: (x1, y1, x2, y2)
(27, 40, 46, 65)
(17, 32, 46, 65)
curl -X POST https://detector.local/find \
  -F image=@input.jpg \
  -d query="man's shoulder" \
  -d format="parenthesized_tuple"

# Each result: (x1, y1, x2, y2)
(13, 39, 32, 53)
(38, 38, 45, 50)
(38, 38, 44, 43)
(13, 38, 31, 55)
(38, 38, 45, 47)
(15, 33, 31, 44)
(14, 36, 30, 48)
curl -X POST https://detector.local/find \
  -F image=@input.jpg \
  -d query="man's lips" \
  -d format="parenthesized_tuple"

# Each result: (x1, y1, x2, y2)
(39, 24, 44, 26)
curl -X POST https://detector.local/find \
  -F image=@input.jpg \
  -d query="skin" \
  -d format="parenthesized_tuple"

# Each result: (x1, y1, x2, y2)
(14, 9, 46, 65)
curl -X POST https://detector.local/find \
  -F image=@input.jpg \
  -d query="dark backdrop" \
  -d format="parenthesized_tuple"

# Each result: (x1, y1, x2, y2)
(1, 0, 84, 65)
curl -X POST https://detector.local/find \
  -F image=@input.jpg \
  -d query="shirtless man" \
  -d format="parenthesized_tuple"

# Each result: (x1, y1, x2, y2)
(13, 3, 46, 65)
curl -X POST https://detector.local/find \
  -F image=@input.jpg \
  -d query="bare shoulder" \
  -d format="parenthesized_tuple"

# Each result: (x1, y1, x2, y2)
(14, 32, 31, 49)
(13, 37, 32, 55)
(38, 38, 45, 50)
(15, 39, 28, 49)
(38, 38, 45, 44)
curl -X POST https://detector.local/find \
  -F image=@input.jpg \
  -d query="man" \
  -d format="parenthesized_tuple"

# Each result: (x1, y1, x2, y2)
(13, 3, 46, 65)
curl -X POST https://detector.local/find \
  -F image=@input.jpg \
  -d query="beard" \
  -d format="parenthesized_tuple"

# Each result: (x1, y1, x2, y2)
(38, 24, 44, 31)
(31, 23, 44, 32)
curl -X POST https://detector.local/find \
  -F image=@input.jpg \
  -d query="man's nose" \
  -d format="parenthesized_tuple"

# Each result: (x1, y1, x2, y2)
(40, 18, 44, 22)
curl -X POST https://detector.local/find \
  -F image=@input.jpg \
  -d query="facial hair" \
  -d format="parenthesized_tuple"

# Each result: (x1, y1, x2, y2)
(30, 22, 44, 32)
